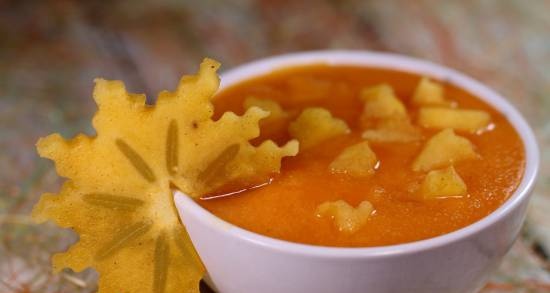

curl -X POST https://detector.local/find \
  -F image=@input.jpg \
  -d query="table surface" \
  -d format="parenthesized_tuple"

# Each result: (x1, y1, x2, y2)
(1, 1, 549, 292)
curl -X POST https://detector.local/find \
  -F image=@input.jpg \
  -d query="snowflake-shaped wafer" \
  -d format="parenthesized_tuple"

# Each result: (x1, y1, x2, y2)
(32, 59, 298, 293)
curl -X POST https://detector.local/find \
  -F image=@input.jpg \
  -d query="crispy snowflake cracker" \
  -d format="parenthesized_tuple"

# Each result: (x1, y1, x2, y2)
(33, 58, 298, 293)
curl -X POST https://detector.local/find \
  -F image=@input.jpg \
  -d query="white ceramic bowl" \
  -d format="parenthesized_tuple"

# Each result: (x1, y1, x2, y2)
(174, 51, 539, 293)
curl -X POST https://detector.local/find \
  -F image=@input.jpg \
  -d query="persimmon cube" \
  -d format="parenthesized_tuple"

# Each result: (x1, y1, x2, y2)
(412, 77, 449, 106)
(412, 129, 477, 172)
(420, 166, 467, 199)
(418, 107, 491, 133)
(316, 200, 374, 233)
(360, 84, 407, 120)
(362, 118, 421, 143)
(330, 141, 378, 177)
(289, 107, 350, 149)
(244, 97, 288, 121)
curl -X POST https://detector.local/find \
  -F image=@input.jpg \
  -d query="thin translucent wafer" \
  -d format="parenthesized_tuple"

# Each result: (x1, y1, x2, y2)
(33, 58, 298, 293)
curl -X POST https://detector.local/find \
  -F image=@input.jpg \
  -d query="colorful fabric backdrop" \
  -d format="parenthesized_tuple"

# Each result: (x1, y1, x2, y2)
(1, 0, 549, 292)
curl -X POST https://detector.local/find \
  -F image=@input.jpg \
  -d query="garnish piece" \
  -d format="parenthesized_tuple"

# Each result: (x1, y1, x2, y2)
(243, 97, 288, 122)
(411, 77, 452, 106)
(289, 107, 350, 149)
(412, 129, 478, 172)
(362, 117, 422, 143)
(359, 84, 407, 126)
(243, 97, 291, 142)
(32, 59, 298, 293)
(417, 107, 491, 133)
(330, 141, 378, 177)
(358, 84, 420, 143)
(316, 200, 374, 233)
(419, 166, 467, 199)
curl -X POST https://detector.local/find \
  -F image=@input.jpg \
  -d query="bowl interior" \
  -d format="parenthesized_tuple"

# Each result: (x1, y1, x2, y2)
(175, 50, 539, 257)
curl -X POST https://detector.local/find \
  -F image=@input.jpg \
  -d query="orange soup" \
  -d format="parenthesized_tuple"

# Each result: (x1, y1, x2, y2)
(198, 65, 525, 247)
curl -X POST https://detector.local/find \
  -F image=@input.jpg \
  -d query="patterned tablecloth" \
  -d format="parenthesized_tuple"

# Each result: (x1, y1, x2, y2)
(1, 1, 549, 292)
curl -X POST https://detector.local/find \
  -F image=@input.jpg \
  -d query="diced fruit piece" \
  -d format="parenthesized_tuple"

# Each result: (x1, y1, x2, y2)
(243, 97, 288, 121)
(243, 96, 292, 142)
(417, 107, 491, 133)
(360, 84, 407, 120)
(412, 77, 450, 106)
(289, 107, 350, 149)
(362, 118, 422, 143)
(412, 128, 478, 172)
(420, 166, 467, 199)
(315, 200, 374, 233)
(330, 141, 378, 177)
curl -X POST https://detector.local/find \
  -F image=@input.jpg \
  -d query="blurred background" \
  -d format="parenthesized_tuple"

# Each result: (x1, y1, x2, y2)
(1, 0, 549, 292)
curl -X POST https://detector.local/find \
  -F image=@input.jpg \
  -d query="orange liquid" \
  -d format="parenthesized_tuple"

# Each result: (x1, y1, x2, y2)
(198, 65, 525, 247)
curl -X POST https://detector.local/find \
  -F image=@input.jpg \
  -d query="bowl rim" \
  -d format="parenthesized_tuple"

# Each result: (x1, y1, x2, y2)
(174, 50, 540, 259)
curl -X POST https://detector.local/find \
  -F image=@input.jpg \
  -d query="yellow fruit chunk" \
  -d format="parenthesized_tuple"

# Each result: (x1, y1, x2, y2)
(289, 107, 350, 149)
(243, 97, 288, 121)
(412, 129, 478, 172)
(360, 84, 407, 121)
(417, 107, 491, 133)
(362, 118, 422, 143)
(316, 200, 374, 233)
(243, 97, 292, 142)
(330, 141, 378, 177)
(411, 77, 450, 106)
(420, 166, 467, 199)
(32, 58, 298, 293)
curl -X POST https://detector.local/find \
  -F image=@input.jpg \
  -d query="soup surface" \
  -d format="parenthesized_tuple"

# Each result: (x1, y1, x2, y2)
(198, 65, 525, 247)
